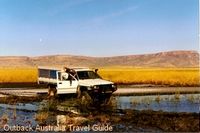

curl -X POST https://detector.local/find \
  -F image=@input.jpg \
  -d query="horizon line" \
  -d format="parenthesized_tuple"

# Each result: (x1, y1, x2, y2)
(0, 50, 199, 58)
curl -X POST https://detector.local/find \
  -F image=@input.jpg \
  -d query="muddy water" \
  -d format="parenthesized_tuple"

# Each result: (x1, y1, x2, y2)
(116, 94, 200, 113)
(0, 103, 38, 131)
(0, 93, 199, 132)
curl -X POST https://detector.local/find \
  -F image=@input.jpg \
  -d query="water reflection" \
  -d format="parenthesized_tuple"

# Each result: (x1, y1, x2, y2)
(115, 94, 200, 113)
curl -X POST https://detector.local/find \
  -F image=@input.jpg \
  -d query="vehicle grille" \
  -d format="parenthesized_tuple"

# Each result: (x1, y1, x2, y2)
(99, 84, 112, 92)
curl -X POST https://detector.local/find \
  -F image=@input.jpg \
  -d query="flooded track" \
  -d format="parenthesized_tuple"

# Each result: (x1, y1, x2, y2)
(0, 87, 199, 97)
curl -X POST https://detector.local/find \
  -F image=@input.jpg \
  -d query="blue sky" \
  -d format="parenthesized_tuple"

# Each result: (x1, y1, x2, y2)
(0, 0, 198, 56)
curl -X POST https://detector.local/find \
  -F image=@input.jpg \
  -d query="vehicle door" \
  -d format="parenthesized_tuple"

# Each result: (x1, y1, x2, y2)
(56, 71, 78, 94)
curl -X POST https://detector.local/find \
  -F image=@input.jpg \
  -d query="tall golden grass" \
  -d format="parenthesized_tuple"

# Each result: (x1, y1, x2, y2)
(0, 67, 199, 86)
(0, 67, 37, 83)
(98, 67, 200, 86)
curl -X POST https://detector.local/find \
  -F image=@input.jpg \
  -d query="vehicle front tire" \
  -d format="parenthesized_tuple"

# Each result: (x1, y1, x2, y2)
(79, 91, 92, 106)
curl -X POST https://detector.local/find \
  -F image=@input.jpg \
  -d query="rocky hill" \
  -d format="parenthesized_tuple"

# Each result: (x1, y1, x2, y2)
(0, 50, 199, 67)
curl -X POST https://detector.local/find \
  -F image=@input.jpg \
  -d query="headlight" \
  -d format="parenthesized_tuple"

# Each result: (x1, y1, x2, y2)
(112, 84, 116, 88)
(93, 85, 99, 89)
(112, 84, 117, 91)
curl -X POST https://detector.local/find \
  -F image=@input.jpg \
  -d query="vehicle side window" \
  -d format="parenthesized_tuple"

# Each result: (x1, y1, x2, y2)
(61, 73, 76, 81)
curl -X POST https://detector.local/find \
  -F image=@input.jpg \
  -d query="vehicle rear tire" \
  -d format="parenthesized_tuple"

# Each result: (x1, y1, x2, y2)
(48, 86, 57, 97)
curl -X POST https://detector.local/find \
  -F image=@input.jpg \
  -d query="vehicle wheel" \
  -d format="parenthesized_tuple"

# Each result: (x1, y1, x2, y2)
(79, 91, 92, 106)
(101, 94, 112, 105)
(77, 86, 81, 98)
(48, 86, 57, 97)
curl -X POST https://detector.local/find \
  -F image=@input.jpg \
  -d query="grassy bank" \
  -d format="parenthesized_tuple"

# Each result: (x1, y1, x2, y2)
(0, 67, 199, 87)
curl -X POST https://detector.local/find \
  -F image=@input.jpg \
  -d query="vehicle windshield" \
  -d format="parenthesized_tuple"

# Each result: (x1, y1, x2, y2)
(77, 71, 101, 79)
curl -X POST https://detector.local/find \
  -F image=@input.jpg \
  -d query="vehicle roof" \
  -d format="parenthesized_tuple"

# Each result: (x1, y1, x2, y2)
(38, 66, 94, 72)
(70, 68, 93, 72)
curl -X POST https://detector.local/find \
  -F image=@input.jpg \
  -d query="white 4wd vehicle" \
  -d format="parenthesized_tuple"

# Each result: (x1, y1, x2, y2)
(38, 67, 117, 104)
